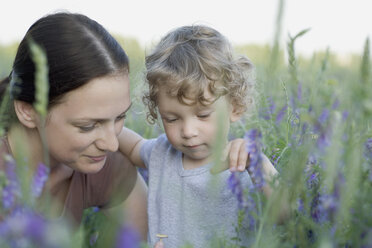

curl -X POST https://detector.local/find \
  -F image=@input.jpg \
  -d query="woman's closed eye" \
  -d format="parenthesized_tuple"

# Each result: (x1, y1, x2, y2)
(77, 123, 96, 132)
(116, 113, 127, 122)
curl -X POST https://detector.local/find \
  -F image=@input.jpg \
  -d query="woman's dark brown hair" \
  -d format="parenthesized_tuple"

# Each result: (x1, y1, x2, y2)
(0, 12, 129, 111)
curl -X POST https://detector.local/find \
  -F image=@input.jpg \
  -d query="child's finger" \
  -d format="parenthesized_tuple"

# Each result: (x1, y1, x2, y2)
(154, 240, 164, 248)
(228, 139, 242, 171)
(229, 139, 248, 171)
(236, 140, 249, 171)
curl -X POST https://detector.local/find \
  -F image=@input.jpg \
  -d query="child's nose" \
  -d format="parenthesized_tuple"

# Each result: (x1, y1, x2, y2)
(181, 120, 198, 138)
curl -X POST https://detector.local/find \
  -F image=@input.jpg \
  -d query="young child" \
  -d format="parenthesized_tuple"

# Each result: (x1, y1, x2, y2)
(119, 25, 278, 248)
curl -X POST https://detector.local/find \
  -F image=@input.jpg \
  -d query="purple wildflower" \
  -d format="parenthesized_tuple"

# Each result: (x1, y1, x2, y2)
(304, 161, 320, 189)
(298, 122, 309, 145)
(0, 207, 48, 246)
(268, 97, 276, 115)
(297, 198, 305, 213)
(318, 108, 330, 125)
(227, 172, 257, 229)
(310, 193, 325, 223)
(311, 175, 343, 223)
(115, 224, 141, 248)
(297, 82, 303, 102)
(2, 156, 21, 209)
(259, 97, 276, 120)
(228, 172, 245, 208)
(307, 173, 319, 189)
(342, 111, 349, 121)
(332, 98, 340, 109)
(364, 138, 372, 162)
(316, 130, 331, 151)
(31, 163, 50, 199)
(275, 104, 287, 124)
(245, 129, 265, 188)
(270, 148, 281, 166)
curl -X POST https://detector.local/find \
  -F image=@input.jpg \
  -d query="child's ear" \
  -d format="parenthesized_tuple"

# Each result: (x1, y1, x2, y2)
(13, 100, 38, 128)
(229, 105, 243, 123)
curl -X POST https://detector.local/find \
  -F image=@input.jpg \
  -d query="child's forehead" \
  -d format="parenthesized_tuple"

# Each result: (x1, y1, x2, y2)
(160, 86, 217, 104)
(158, 87, 229, 111)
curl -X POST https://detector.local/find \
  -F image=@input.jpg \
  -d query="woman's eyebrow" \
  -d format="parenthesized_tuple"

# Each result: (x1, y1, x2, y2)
(72, 102, 132, 122)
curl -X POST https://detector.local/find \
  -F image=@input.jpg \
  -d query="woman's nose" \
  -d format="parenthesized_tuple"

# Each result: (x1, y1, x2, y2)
(96, 124, 119, 152)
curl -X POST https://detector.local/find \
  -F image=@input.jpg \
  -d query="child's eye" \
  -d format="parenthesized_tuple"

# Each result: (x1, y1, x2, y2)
(198, 113, 211, 119)
(164, 118, 177, 123)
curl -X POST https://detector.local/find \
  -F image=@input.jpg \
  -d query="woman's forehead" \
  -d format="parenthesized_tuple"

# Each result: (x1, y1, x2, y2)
(49, 74, 130, 119)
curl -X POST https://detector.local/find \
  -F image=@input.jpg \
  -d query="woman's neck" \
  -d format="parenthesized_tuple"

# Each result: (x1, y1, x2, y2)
(8, 124, 43, 170)
(7, 124, 74, 188)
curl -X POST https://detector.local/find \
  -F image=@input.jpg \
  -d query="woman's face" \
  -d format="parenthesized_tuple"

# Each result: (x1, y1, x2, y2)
(44, 73, 131, 174)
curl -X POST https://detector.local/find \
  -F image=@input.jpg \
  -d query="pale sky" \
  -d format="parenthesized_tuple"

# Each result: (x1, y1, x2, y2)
(1, 0, 371, 56)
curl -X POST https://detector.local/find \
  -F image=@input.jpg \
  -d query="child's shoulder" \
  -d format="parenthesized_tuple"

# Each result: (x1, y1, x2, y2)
(143, 133, 172, 152)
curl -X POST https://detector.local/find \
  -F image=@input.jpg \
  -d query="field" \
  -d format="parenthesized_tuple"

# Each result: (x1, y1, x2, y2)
(0, 8, 371, 248)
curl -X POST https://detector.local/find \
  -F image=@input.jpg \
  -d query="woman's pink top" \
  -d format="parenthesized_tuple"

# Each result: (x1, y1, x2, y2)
(0, 137, 137, 224)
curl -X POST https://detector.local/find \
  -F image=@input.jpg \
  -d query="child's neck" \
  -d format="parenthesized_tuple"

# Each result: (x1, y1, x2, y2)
(182, 154, 212, 170)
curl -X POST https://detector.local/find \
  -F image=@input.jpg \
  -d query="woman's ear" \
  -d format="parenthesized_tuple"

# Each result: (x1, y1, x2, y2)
(13, 100, 38, 128)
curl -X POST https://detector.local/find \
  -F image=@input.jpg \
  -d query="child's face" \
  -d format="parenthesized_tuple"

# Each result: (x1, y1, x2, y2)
(157, 87, 241, 168)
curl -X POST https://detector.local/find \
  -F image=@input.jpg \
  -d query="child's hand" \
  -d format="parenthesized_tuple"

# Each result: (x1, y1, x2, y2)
(210, 138, 248, 174)
(226, 138, 249, 172)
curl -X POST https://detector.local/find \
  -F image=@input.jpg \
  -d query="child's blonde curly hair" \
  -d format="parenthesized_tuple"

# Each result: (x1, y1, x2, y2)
(143, 25, 255, 124)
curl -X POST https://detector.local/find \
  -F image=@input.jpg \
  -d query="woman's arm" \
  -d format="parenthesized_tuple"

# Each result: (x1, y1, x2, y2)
(118, 127, 147, 168)
(122, 171, 148, 240)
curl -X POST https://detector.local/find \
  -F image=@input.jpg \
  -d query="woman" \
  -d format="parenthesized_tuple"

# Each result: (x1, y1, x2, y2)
(0, 12, 147, 239)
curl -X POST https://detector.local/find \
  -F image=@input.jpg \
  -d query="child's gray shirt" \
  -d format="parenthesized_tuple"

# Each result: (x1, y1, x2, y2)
(140, 134, 253, 248)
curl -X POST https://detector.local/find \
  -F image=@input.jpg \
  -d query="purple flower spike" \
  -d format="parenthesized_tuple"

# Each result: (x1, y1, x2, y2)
(2, 157, 21, 209)
(297, 198, 305, 213)
(311, 175, 343, 223)
(297, 82, 303, 102)
(276, 104, 287, 124)
(318, 108, 330, 125)
(245, 129, 265, 189)
(0, 207, 48, 246)
(332, 98, 340, 109)
(31, 163, 50, 199)
(342, 111, 349, 121)
(115, 225, 141, 248)
(364, 138, 372, 162)
(227, 172, 257, 229)
(228, 172, 244, 208)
